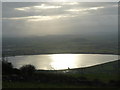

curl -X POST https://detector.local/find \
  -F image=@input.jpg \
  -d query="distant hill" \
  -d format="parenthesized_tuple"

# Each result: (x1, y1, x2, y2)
(3, 34, 118, 56)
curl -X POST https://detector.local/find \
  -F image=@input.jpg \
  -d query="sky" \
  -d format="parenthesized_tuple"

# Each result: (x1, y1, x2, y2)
(2, 2, 118, 37)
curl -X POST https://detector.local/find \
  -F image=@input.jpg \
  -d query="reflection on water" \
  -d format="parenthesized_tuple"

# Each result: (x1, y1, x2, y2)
(51, 54, 79, 70)
(7, 54, 118, 70)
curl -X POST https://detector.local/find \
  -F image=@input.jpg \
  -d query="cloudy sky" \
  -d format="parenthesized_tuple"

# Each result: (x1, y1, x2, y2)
(2, 2, 118, 37)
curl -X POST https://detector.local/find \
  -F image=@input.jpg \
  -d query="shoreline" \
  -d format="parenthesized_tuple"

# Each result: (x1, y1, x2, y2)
(36, 59, 120, 71)
(2, 52, 119, 57)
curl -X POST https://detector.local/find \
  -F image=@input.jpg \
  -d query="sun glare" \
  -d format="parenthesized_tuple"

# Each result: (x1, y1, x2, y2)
(50, 54, 78, 70)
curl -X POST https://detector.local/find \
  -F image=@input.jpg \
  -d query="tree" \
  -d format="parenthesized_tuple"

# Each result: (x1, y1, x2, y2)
(2, 60, 13, 75)
(20, 64, 36, 76)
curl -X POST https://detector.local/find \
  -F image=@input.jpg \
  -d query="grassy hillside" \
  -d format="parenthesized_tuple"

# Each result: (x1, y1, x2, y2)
(3, 60, 120, 88)
(70, 60, 120, 74)
(36, 60, 120, 82)
(64, 60, 120, 82)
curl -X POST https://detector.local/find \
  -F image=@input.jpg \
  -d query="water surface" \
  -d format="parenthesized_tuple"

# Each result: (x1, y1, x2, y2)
(7, 54, 118, 70)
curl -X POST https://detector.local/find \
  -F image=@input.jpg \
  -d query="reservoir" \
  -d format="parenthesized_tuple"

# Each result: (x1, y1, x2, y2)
(7, 54, 118, 70)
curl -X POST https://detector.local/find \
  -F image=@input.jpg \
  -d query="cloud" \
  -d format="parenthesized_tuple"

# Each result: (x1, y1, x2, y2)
(14, 7, 31, 11)
(66, 6, 104, 12)
(27, 14, 76, 21)
(14, 3, 62, 12)
(2, 14, 76, 21)
(2, 2, 118, 37)
(62, 2, 79, 5)
(33, 4, 62, 9)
